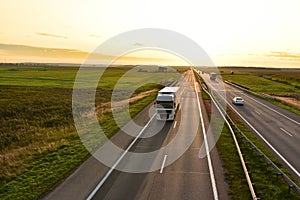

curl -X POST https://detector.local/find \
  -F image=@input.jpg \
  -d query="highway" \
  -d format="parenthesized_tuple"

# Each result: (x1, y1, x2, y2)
(44, 71, 229, 200)
(199, 71, 300, 181)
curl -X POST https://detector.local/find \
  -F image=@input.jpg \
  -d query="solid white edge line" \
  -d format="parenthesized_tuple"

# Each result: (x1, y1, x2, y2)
(209, 92, 257, 199)
(86, 114, 156, 200)
(196, 70, 257, 199)
(194, 83, 219, 200)
(280, 128, 293, 137)
(160, 155, 168, 174)
(221, 95, 300, 178)
(242, 93, 300, 126)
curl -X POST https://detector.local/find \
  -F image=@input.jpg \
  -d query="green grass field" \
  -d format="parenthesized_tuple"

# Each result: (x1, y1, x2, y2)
(219, 67, 300, 94)
(0, 66, 77, 87)
(0, 65, 184, 199)
(197, 67, 300, 96)
(218, 67, 300, 115)
(0, 65, 182, 89)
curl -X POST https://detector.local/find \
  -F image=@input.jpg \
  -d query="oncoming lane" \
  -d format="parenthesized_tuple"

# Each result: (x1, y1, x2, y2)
(199, 71, 300, 180)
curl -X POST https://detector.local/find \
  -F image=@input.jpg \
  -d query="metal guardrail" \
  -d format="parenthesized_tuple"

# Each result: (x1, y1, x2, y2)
(192, 68, 258, 199)
(193, 70, 300, 196)
(227, 115, 300, 195)
(224, 80, 276, 100)
(222, 80, 300, 195)
(202, 89, 259, 200)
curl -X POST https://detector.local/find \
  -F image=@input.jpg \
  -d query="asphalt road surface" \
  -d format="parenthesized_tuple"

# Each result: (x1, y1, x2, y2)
(44, 71, 229, 200)
(199, 71, 300, 182)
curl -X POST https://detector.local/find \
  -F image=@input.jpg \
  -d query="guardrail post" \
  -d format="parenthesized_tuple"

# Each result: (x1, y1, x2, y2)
(289, 185, 295, 194)
(276, 172, 282, 181)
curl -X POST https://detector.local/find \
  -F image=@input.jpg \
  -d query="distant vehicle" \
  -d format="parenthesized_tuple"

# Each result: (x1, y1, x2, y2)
(210, 72, 216, 80)
(155, 87, 180, 120)
(232, 97, 244, 105)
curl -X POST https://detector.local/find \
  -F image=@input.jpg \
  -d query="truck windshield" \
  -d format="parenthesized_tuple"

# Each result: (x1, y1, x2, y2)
(156, 101, 174, 108)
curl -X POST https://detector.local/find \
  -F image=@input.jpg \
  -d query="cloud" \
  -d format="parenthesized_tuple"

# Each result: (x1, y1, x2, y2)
(0, 43, 171, 63)
(0, 43, 87, 59)
(133, 42, 144, 46)
(267, 51, 300, 60)
(36, 32, 68, 39)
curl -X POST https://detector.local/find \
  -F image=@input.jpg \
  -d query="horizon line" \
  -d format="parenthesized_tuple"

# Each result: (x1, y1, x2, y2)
(1, 62, 300, 69)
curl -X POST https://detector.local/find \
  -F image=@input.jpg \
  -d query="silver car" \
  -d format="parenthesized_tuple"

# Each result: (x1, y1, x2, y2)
(232, 97, 244, 105)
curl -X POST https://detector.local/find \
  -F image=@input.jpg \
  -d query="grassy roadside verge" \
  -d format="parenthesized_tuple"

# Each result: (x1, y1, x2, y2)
(0, 86, 159, 200)
(263, 97, 300, 116)
(193, 71, 300, 199)
(225, 110, 300, 199)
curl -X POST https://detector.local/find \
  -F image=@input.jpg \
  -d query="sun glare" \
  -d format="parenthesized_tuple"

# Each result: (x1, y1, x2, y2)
(1, 0, 300, 67)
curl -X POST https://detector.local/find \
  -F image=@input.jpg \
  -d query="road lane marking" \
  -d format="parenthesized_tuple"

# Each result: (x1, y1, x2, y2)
(280, 128, 293, 137)
(86, 114, 156, 200)
(173, 121, 177, 129)
(160, 155, 168, 174)
(209, 91, 257, 200)
(254, 110, 261, 115)
(242, 93, 300, 126)
(194, 83, 219, 200)
(220, 95, 300, 178)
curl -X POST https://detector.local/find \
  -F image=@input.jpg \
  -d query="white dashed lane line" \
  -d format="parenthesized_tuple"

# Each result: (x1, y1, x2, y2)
(160, 155, 168, 174)
(280, 128, 293, 137)
(173, 121, 177, 129)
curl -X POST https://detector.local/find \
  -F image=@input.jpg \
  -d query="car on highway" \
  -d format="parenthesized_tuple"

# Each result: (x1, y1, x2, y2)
(232, 97, 244, 105)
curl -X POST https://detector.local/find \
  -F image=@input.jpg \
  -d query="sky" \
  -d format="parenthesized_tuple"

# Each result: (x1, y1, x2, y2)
(1, 0, 300, 67)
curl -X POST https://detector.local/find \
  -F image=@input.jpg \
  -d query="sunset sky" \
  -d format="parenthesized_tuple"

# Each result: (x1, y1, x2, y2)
(1, 0, 300, 67)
